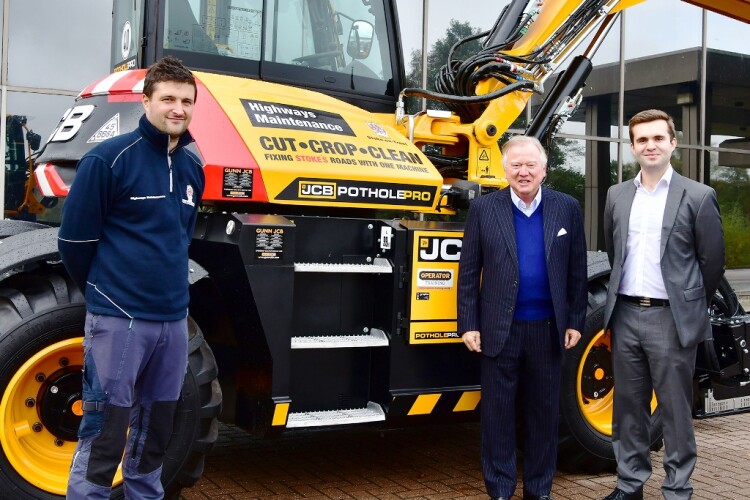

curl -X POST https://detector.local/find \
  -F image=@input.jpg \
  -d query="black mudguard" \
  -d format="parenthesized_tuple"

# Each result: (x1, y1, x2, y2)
(0, 225, 60, 280)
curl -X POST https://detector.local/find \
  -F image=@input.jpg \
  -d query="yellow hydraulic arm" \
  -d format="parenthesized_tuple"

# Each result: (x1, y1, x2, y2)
(387, 0, 647, 192)
(683, 0, 750, 23)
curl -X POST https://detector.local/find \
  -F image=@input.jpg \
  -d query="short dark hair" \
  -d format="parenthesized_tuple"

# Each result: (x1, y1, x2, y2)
(143, 56, 196, 101)
(628, 109, 676, 143)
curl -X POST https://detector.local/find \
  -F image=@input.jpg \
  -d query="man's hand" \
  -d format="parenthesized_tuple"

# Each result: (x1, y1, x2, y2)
(462, 330, 481, 352)
(564, 328, 582, 349)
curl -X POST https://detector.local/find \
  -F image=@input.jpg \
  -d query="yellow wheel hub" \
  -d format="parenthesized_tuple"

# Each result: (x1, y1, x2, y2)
(0, 338, 123, 495)
(576, 329, 657, 435)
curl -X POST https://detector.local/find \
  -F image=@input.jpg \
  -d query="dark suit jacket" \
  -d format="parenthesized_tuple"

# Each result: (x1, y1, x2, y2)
(457, 187, 588, 357)
(603, 171, 725, 348)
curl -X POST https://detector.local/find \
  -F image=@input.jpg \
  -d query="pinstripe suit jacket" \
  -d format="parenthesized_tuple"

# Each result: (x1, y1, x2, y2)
(457, 187, 588, 357)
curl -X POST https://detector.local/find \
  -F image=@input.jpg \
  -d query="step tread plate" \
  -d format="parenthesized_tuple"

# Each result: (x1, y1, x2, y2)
(294, 257, 392, 274)
(291, 328, 389, 349)
(286, 402, 385, 428)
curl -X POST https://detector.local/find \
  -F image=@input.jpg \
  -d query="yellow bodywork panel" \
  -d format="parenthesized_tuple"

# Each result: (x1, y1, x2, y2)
(194, 71, 444, 212)
(682, 0, 750, 23)
(408, 229, 464, 344)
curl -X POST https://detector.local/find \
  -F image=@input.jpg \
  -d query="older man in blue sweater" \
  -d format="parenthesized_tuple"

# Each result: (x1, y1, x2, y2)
(458, 135, 588, 500)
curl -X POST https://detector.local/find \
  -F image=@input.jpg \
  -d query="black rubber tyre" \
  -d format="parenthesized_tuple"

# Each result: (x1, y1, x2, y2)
(0, 267, 221, 499)
(557, 274, 663, 473)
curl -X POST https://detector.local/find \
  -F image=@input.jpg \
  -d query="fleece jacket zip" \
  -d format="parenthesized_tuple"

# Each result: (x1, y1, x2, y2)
(58, 114, 205, 320)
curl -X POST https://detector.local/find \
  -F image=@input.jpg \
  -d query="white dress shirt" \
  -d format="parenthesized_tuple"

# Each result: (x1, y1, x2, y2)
(510, 186, 543, 217)
(618, 166, 673, 299)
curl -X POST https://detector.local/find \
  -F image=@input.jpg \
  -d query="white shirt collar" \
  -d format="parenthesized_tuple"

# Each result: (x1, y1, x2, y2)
(634, 165, 673, 190)
(510, 186, 543, 216)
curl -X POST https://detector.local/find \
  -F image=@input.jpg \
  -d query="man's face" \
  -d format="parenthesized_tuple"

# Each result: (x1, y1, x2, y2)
(504, 141, 547, 203)
(142, 81, 196, 142)
(630, 119, 676, 172)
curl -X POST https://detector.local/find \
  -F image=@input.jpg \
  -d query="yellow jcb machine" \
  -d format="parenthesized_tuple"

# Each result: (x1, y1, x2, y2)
(0, 0, 747, 498)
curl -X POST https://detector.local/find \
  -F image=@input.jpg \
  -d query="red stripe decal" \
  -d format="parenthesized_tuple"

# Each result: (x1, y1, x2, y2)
(190, 78, 267, 202)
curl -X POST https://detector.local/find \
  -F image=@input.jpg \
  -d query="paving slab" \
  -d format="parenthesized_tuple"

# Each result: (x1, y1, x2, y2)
(183, 412, 750, 499)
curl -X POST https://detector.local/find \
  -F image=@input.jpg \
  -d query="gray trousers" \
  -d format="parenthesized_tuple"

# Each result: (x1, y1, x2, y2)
(611, 300, 697, 500)
(67, 313, 188, 500)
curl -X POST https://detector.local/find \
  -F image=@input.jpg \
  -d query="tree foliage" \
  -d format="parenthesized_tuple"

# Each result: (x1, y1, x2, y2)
(712, 166, 750, 267)
(541, 138, 586, 207)
(404, 20, 484, 114)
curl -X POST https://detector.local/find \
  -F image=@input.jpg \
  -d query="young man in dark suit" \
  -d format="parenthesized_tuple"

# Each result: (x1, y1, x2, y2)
(458, 135, 588, 500)
(602, 109, 725, 500)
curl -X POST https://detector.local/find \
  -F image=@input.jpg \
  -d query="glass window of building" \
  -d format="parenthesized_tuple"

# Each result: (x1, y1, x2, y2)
(7, 0, 111, 90)
(618, 1, 703, 187)
(3, 0, 112, 222)
(534, 14, 622, 137)
(0, 4, 4, 82)
(4, 92, 77, 222)
(622, 0, 701, 158)
(623, 0, 702, 61)
(706, 11, 750, 268)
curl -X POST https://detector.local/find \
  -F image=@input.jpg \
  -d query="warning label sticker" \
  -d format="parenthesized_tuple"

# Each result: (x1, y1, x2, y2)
(477, 147, 491, 176)
(255, 227, 284, 260)
(87, 114, 120, 143)
(223, 167, 253, 198)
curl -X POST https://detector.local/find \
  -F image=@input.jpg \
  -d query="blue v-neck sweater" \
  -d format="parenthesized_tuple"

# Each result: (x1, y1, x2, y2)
(512, 203, 553, 320)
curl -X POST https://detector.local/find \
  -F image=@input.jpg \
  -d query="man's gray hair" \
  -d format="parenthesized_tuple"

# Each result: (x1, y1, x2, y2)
(501, 135, 548, 166)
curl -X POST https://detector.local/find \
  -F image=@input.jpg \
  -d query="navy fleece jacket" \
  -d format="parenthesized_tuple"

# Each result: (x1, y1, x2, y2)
(58, 114, 204, 320)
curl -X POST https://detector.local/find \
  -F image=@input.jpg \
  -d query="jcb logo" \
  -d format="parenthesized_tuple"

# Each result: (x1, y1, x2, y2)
(49, 105, 95, 143)
(299, 181, 336, 199)
(418, 237, 462, 262)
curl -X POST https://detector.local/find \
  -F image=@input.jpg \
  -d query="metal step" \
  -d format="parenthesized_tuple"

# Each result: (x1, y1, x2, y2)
(700, 388, 750, 416)
(286, 401, 385, 428)
(291, 328, 389, 349)
(294, 257, 392, 273)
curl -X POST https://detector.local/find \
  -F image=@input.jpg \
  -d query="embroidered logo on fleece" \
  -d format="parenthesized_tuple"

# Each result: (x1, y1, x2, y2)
(182, 185, 195, 207)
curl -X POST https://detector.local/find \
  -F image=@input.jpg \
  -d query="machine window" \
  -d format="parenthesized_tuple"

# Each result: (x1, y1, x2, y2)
(159, 0, 390, 83)
(164, 0, 263, 61)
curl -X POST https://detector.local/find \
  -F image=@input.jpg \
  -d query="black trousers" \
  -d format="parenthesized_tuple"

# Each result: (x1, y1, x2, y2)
(480, 318, 561, 498)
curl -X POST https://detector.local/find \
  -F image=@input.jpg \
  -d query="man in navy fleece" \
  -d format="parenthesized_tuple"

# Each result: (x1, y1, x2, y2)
(59, 56, 204, 499)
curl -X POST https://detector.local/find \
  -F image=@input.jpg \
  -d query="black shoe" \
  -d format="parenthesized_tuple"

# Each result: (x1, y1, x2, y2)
(524, 496, 552, 500)
(603, 487, 644, 500)
(489, 497, 509, 500)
